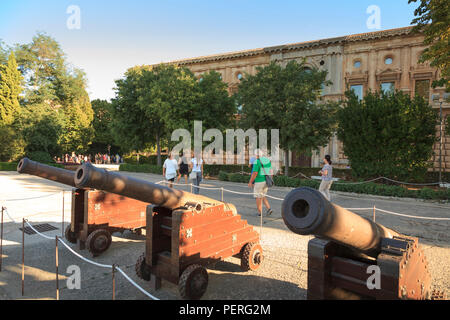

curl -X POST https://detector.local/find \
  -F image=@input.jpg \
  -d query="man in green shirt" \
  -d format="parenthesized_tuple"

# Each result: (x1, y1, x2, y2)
(248, 149, 273, 216)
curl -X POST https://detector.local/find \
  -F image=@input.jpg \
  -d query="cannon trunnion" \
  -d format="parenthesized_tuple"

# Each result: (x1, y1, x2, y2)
(282, 187, 435, 300)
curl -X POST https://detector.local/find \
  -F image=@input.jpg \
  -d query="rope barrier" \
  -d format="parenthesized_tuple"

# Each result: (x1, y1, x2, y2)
(16, 211, 159, 300)
(374, 208, 450, 221)
(2, 192, 61, 202)
(116, 266, 160, 300)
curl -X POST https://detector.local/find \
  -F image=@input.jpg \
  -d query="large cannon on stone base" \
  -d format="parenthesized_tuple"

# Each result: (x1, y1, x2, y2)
(282, 187, 442, 300)
(74, 162, 262, 299)
(17, 158, 148, 256)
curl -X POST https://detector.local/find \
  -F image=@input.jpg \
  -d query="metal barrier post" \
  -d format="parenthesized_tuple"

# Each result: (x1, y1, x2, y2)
(112, 264, 116, 300)
(0, 207, 4, 272)
(373, 205, 376, 222)
(56, 236, 59, 300)
(22, 218, 25, 296)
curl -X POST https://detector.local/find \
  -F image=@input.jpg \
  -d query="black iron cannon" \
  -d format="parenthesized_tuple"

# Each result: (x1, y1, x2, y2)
(282, 187, 437, 300)
(74, 162, 262, 299)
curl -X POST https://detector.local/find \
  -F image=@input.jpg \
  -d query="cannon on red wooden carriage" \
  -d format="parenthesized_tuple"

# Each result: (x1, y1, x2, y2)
(74, 162, 263, 299)
(282, 187, 444, 300)
(17, 158, 148, 256)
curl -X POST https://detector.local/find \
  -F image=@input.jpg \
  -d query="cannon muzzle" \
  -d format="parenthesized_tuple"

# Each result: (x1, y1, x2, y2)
(282, 187, 398, 255)
(17, 157, 77, 187)
(74, 162, 232, 211)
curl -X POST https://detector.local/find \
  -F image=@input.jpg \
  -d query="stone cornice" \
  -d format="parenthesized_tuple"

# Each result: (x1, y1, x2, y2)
(171, 26, 419, 66)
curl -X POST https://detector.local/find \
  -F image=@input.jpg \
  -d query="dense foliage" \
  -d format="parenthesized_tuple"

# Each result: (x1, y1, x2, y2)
(337, 90, 437, 181)
(409, 0, 450, 89)
(237, 60, 339, 175)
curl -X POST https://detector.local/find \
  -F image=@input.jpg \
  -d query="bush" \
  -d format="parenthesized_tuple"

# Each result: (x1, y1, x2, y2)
(27, 151, 54, 164)
(337, 90, 437, 181)
(119, 163, 163, 174)
(217, 172, 449, 201)
(0, 162, 18, 171)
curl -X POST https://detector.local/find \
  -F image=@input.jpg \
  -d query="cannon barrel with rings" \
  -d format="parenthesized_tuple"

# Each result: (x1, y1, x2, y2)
(74, 162, 262, 300)
(17, 158, 148, 256)
(281, 187, 443, 300)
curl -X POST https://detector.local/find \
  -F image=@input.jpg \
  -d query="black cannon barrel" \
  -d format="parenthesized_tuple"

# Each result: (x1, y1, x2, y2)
(281, 187, 398, 254)
(17, 158, 77, 187)
(74, 162, 229, 211)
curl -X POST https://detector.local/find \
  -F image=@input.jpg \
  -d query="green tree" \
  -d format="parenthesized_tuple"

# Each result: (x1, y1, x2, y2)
(13, 33, 94, 154)
(237, 60, 339, 176)
(196, 70, 236, 131)
(0, 52, 22, 125)
(409, 0, 450, 89)
(337, 90, 437, 181)
(90, 99, 116, 154)
(138, 64, 198, 164)
(110, 66, 157, 161)
(0, 51, 24, 161)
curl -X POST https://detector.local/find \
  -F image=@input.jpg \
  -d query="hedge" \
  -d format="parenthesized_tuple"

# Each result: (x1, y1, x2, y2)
(218, 171, 450, 201)
(120, 163, 251, 177)
(119, 163, 163, 174)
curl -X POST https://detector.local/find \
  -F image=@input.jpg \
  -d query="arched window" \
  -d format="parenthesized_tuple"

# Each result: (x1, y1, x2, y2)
(384, 57, 393, 65)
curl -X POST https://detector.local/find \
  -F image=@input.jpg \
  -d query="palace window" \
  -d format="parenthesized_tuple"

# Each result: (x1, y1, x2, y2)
(237, 72, 243, 80)
(350, 84, 364, 101)
(384, 57, 393, 65)
(414, 79, 430, 100)
(354, 60, 361, 68)
(381, 82, 394, 93)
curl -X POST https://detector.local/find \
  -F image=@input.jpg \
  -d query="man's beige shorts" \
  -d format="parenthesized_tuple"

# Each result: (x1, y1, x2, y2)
(253, 181, 268, 198)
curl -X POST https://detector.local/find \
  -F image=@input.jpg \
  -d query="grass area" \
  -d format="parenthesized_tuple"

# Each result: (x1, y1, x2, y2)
(0, 162, 64, 171)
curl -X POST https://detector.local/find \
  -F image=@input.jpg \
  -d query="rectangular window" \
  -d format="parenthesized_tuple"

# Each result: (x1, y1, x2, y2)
(415, 79, 430, 100)
(381, 82, 395, 93)
(350, 84, 363, 101)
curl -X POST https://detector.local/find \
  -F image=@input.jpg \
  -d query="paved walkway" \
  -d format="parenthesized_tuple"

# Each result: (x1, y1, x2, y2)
(0, 171, 448, 300)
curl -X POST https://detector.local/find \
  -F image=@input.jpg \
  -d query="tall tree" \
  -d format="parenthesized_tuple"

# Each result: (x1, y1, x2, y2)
(110, 66, 157, 161)
(137, 64, 197, 165)
(0, 51, 25, 161)
(0, 52, 22, 125)
(196, 70, 236, 131)
(237, 60, 339, 176)
(13, 33, 94, 154)
(337, 90, 437, 180)
(90, 99, 115, 153)
(409, 0, 450, 89)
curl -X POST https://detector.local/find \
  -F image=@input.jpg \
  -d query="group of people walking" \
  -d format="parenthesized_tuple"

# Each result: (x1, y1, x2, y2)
(162, 151, 203, 194)
(162, 148, 334, 216)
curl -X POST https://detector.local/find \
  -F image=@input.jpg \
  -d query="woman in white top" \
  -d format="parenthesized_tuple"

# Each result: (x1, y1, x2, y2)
(190, 151, 203, 194)
(163, 152, 179, 188)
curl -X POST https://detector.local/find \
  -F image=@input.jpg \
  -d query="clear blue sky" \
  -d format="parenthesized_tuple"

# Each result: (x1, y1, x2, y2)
(0, 0, 420, 100)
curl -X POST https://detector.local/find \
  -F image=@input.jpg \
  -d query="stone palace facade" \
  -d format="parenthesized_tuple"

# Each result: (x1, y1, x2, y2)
(164, 26, 449, 171)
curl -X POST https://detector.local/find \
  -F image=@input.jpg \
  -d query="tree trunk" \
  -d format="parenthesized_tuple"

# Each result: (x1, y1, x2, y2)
(156, 133, 161, 167)
(284, 150, 289, 176)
